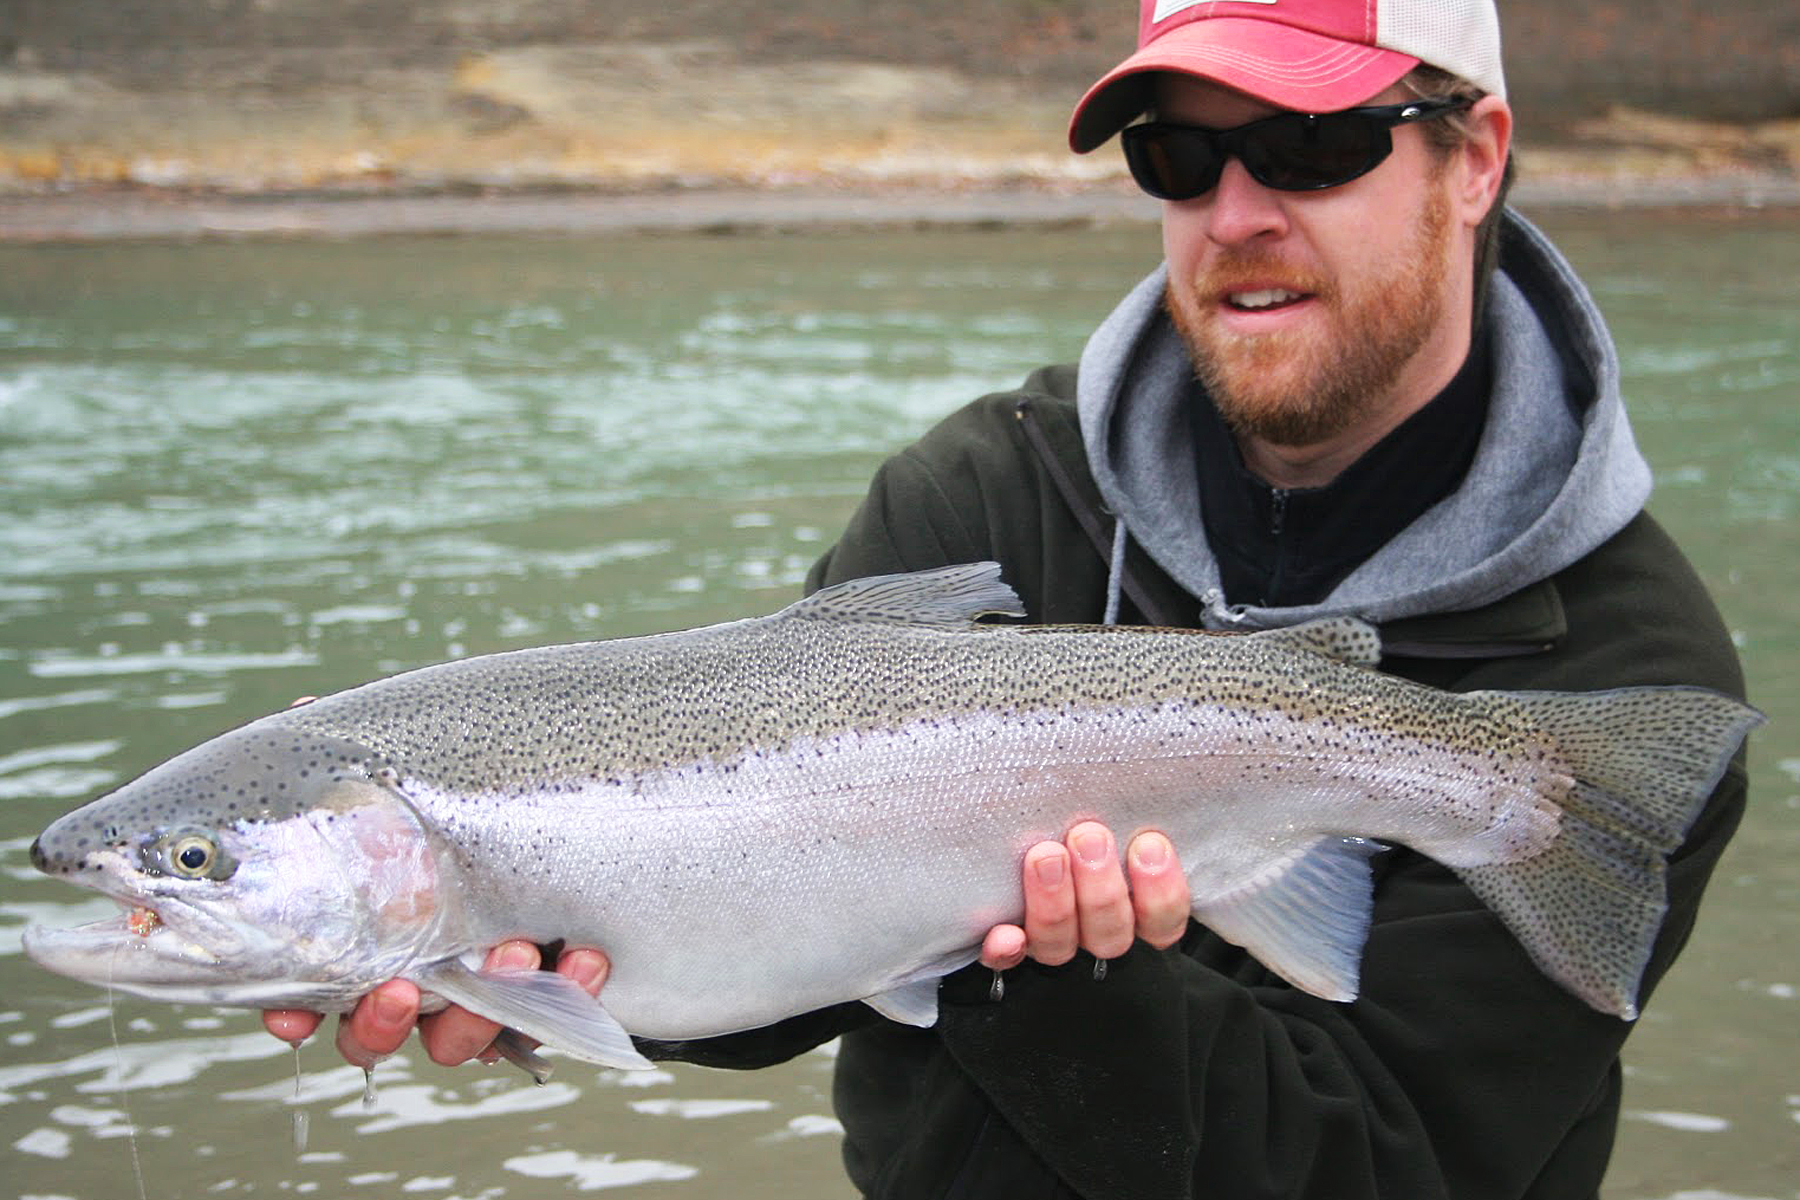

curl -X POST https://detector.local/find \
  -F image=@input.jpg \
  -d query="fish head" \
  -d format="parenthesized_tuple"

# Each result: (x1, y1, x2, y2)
(23, 721, 456, 1012)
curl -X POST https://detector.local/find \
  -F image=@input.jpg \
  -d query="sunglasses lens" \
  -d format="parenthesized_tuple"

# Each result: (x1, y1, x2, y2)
(1122, 109, 1404, 199)
(1239, 113, 1387, 190)
(1123, 126, 1222, 201)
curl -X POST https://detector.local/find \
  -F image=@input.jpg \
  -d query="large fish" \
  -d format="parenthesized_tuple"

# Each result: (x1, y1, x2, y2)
(25, 564, 1760, 1070)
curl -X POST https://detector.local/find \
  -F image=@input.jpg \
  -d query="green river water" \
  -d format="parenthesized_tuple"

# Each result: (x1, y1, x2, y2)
(1, 210, 1796, 1199)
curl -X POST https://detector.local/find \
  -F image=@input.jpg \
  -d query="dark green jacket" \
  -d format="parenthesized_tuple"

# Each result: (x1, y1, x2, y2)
(652, 367, 1749, 1200)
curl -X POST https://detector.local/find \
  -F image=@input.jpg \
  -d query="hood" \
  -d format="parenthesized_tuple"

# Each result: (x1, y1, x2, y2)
(1077, 208, 1651, 630)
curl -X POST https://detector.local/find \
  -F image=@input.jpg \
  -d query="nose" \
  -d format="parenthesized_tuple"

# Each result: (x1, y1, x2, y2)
(30, 837, 50, 873)
(1196, 158, 1289, 246)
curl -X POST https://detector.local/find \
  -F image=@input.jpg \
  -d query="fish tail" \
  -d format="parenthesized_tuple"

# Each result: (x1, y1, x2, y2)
(1452, 686, 1762, 1020)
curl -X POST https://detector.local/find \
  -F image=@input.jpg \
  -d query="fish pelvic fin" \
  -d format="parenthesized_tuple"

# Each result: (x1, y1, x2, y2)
(414, 958, 653, 1071)
(861, 943, 986, 1026)
(863, 980, 942, 1027)
(788, 562, 1025, 627)
(1190, 836, 1386, 1003)
(1453, 686, 1764, 1020)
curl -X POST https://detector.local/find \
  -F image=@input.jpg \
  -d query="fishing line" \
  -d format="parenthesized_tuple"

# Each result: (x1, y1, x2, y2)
(105, 944, 151, 1200)
(290, 1043, 310, 1153)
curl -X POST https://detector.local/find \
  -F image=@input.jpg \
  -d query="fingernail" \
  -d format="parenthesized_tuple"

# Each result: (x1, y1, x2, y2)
(566, 950, 607, 990)
(494, 943, 538, 971)
(1133, 833, 1170, 870)
(1033, 851, 1065, 886)
(373, 992, 411, 1028)
(1071, 827, 1110, 866)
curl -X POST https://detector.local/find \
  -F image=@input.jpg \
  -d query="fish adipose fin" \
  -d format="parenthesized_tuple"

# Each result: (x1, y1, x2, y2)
(1452, 686, 1763, 1020)
(1191, 836, 1386, 1002)
(789, 562, 1025, 627)
(1247, 617, 1383, 667)
(415, 959, 653, 1071)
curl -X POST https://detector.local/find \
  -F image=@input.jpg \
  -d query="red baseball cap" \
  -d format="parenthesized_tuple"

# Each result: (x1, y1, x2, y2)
(1069, 0, 1506, 152)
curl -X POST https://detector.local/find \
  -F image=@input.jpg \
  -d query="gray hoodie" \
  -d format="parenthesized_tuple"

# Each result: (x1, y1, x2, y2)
(1077, 209, 1652, 631)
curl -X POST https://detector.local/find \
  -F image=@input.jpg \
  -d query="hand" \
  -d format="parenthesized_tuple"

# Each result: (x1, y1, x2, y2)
(980, 822, 1190, 970)
(261, 941, 610, 1067)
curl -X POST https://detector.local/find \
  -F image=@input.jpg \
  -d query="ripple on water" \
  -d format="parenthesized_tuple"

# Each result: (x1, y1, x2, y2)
(28, 647, 320, 679)
(502, 1150, 699, 1192)
(627, 1097, 774, 1119)
(338, 1079, 583, 1135)
(1624, 1109, 1733, 1133)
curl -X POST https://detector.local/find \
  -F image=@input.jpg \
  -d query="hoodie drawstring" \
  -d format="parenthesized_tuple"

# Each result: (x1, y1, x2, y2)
(1104, 520, 1129, 626)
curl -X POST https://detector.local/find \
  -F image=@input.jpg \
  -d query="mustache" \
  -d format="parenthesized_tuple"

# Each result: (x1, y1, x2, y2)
(1193, 250, 1332, 302)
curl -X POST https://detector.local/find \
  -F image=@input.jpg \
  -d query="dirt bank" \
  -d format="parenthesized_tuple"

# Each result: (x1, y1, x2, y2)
(2, 1, 1796, 224)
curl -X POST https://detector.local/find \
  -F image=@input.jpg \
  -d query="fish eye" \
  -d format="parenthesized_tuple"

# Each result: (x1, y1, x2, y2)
(151, 831, 237, 881)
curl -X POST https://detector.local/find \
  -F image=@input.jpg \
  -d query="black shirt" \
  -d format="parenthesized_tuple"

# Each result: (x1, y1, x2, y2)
(1192, 330, 1492, 608)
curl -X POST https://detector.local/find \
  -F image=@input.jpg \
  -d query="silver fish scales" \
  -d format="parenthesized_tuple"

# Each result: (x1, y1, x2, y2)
(25, 564, 1762, 1069)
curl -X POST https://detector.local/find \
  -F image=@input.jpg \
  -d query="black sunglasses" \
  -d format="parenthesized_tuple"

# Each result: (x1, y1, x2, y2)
(1120, 97, 1472, 200)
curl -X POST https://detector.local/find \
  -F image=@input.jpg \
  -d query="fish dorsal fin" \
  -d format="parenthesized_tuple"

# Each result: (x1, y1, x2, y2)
(1190, 836, 1386, 1002)
(1248, 617, 1382, 667)
(788, 563, 1025, 628)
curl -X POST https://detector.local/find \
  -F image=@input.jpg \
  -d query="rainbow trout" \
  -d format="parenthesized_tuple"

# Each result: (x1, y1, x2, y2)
(25, 564, 1760, 1069)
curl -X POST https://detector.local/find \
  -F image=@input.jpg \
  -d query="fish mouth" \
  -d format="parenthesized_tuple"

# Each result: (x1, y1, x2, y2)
(22, 894, 233, 991)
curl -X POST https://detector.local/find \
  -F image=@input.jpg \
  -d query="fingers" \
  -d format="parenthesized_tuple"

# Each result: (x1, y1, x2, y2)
(1019, 841, 1079, 965)
(1004, 823, 1191, 970)
(556, 947, 611, 996)
(262, 1008, 323, 1043)
(1068, 823, 1136, 960)
(336, 978, 420, 1068)
(419, 941, 540, 1066)
(979, 923, 1028, 971)
(1126, 831, 1191, 950)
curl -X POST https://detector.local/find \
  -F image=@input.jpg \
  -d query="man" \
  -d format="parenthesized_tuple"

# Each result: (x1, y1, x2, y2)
(266, 1, 1750, 1195)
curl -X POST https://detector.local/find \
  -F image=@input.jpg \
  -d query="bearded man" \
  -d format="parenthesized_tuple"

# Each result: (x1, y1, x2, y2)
(271, 2, 1749, 1196)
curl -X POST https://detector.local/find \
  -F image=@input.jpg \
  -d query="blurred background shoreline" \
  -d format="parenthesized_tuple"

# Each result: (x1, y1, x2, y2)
(4, 0, 1798, 238)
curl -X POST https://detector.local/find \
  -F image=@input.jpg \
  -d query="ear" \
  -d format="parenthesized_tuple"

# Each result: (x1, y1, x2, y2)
(1454, 96, 1512, 228)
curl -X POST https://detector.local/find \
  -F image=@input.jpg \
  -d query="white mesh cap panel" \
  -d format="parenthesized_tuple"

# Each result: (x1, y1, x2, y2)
(1377, 0, 1507, 97)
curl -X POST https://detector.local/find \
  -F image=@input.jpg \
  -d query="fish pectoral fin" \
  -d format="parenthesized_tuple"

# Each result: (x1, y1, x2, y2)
(1190, 837, 1385, 1003)
(861, 944, 984, 1026)
(414, 959, 653, 1071)
(1247, 617, 1382, 667)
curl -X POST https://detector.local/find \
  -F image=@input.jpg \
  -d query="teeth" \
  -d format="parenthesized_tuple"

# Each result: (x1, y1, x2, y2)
(1230, 289, 1301, 310)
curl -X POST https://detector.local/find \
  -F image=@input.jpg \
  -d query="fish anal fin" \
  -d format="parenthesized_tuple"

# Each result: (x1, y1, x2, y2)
(414, 959, 653, 1071)
(1249, 617, 1382, 667)
(788, 563, 1025, 627)
(1191, 837, 1384, 1002)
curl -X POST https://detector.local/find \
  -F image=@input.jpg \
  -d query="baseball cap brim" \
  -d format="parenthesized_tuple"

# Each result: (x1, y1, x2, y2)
(1068, 16, 1419, 152)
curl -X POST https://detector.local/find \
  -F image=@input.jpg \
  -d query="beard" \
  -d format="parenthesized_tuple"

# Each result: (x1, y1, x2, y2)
(1166, 179, 1455, 449)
